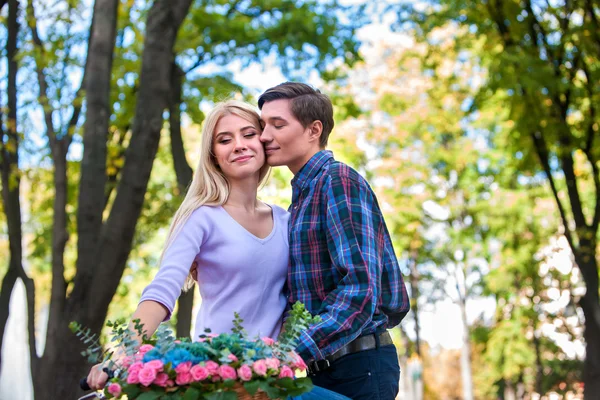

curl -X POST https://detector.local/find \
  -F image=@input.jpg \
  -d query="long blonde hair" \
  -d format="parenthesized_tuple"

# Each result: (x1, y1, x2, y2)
(161, 100, 270, 290)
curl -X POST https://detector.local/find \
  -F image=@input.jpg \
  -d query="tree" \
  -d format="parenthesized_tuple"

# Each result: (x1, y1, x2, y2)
(340, 34, 489, 399)
(394, 0, 600, 396)
(3, 1, 365, 398)
(0, 0, 33, 375)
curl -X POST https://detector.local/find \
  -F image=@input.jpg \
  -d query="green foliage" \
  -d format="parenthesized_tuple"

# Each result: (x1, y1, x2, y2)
(278, 301, 322, 352)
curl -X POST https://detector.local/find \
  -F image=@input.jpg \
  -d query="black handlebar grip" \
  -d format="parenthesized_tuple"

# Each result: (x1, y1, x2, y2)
(79, 377, 91, 391)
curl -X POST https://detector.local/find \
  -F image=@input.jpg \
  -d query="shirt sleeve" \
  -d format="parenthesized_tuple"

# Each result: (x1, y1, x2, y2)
(296, 174, 379, 360)
(138, 208, 206, 320)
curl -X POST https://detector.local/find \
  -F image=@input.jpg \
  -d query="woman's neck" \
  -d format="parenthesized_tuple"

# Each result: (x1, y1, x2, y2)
(225, 178, 260, 212)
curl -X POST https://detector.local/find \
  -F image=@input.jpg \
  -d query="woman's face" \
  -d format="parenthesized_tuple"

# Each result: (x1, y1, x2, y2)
(212, 114, 265, 181)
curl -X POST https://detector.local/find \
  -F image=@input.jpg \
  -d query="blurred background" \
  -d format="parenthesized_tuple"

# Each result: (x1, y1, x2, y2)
(0, 0, 597, 399)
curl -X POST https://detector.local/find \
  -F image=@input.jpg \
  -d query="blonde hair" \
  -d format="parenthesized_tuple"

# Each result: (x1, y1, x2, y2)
(160, 100, 270, 290)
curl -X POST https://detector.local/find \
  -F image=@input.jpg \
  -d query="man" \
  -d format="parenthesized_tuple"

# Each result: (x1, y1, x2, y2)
(258, 82, 410, 399)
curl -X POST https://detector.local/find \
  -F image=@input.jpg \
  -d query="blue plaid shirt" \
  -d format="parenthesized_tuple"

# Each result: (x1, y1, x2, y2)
(288, 150, 410, 361)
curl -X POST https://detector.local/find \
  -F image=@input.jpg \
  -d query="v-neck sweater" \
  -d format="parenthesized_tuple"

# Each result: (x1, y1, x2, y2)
(139, 204, 290, 340)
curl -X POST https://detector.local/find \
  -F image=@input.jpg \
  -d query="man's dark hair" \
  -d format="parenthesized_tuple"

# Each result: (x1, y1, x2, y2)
(258, 82, 334, 148)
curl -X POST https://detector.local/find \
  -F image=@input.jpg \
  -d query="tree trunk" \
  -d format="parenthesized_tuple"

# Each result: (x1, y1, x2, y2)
(572, 237, 600, 399)
(408, 253, 421, 356)
(458, 297, 474, 400)
(74, 0, 119, 291)
(581, 290, 600, 399)
(32, 2, 193, 399)
(0, 0, 37, 377)
(532, 329, 544, 395)
(169, 62, 195, 339)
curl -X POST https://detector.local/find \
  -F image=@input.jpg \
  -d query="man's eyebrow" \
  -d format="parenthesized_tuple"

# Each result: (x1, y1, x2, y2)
(260, 116, 287, 123)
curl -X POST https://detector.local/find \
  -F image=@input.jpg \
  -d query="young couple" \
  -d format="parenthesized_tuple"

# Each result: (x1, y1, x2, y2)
(86, 82, 410, 400)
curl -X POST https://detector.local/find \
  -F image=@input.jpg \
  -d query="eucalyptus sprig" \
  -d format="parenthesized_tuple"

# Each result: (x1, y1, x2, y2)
(278, 301, 321, 352)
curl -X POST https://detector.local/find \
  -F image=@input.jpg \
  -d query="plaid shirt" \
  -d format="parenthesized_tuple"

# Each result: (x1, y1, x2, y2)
(288, 150, 410, 361)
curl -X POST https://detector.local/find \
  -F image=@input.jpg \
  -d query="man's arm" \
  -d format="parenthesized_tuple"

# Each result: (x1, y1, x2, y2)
(297, 174, 380, 360)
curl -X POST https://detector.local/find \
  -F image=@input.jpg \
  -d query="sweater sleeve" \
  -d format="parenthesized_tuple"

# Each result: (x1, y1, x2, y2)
(139, 208, 207, 320)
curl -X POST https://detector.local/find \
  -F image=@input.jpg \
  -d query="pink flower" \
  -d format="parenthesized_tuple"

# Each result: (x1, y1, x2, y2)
(126, 372, 139, 385)
(166, 379, 175, 387)
(138, 344, 154, 354)
(190, 365, 209, 381)
(121, 355, 134, 369)
(290, 352, 307, 371)
(238, 364, 253, 381)
(261, 337, 275, 346)
(265, 358, 280, 371)
(107, 383, 122, 397)
(228, 354, 239, 363)
(219, 364, 237, 380)
(253, 360, 267, 376)
(138, 365, 158, 387)
(279, 366, 294, 379)
(176, 371, 193, 385)
(153, 372, 169, 387)
(126, 362, 143, 384)
(145, 359, 164, 372)
(175, 361, 192, 374)
(205, 361, 219, 376)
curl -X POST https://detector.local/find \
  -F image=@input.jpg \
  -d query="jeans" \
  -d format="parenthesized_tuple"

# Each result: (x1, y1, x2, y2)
(310, 344, 400, 400)
(291, 385, 352, 400)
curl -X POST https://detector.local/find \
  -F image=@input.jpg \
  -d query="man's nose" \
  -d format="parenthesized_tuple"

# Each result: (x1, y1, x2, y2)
(260, 128, 272, 143)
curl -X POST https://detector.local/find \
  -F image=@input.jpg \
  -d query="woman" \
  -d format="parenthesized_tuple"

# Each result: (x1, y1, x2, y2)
(85, 100, 349, 400)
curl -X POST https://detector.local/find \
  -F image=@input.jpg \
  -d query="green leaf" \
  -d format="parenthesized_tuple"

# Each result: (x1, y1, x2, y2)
(258, 381, 282, 399)
(243, 381, 260, 395)
(123, 384, 142, 398)
(274, 377, 296, 389)
(136, 392, 162, 400)
(183, 387, 202, 400)
(204, 392, 237, 400)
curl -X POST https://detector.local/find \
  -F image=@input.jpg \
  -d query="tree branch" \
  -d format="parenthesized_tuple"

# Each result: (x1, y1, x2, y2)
(558, 142, 588, 230)
(487, 0, 514, 47)
(183, 52, 205, 75)
(26, 0, 57, 143)
(64, 1, 97, 145)
(530, 131, 577, 250)
(580, 57, 600, 233)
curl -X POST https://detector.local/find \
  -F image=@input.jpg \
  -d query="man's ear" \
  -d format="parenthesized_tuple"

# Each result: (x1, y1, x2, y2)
(307, 120, 323, 144)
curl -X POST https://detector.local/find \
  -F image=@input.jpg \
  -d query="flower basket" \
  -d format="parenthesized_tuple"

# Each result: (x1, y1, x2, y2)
(232, 383, 268, 400)
(72, 302, 319, 400)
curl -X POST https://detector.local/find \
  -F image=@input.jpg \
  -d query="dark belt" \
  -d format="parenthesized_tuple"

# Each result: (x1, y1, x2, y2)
(306, 331, 393, 375)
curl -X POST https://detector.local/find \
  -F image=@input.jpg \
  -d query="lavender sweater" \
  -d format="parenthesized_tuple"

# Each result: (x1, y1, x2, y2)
(139, 204, 290, 340)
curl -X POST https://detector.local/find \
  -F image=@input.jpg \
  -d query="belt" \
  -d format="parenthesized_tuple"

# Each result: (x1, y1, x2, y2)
(306, 331, 393, 375)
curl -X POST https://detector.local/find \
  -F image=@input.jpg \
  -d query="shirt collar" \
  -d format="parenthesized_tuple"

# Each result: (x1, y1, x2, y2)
(291, 150, 333, 191)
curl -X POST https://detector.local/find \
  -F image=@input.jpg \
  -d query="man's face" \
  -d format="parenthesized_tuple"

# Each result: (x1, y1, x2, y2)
(259, 99, 314, 174)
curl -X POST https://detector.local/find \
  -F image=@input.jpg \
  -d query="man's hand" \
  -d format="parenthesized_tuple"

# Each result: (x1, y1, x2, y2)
(190, 261, 198, 281)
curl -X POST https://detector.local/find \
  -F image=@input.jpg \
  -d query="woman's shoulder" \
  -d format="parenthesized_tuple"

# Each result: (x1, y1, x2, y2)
(186, 204, 224, 226)
(266, 203, 290, 221)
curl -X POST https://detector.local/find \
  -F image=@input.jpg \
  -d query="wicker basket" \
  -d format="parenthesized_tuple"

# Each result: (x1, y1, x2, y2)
(232, 383, 270, 400)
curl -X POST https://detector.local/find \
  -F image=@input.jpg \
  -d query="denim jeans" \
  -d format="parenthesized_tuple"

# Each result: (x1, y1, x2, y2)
(309, 344, 400, 400)
(290, 385, 352, 400)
